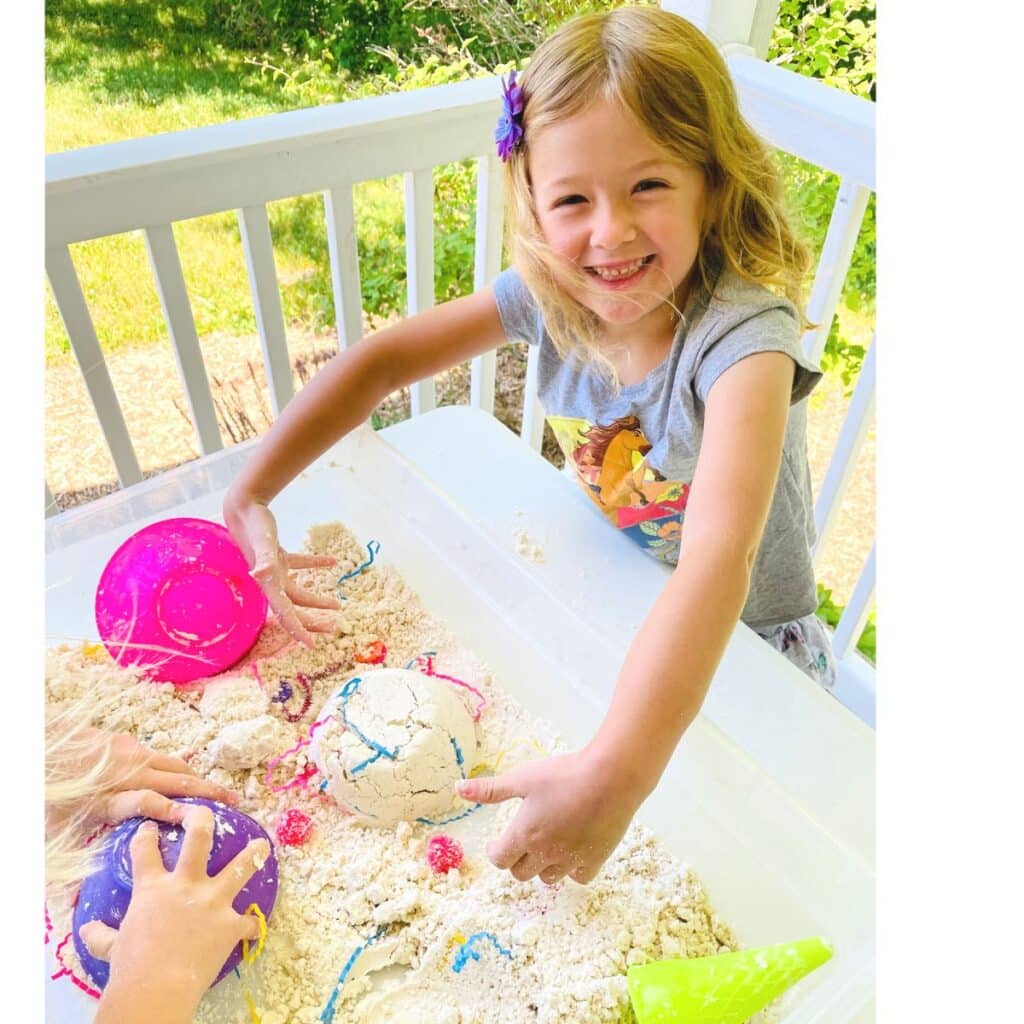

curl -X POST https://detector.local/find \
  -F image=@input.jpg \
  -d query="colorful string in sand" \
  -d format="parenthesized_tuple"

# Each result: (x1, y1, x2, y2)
(469, 737, 549, 778)
(407, 652, 487, 721)
(450, 931, 514, 974)
(51, 931, 101, 999)
(238, 903, 268, 1024)
(263, 714, 334, 793)
(44, 903, 53, 945)
(319, 925, 388, 1024)
(336, 540, 381, 597)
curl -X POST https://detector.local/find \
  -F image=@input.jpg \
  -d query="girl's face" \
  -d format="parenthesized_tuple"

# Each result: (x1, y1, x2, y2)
(529, 97, 707, 343)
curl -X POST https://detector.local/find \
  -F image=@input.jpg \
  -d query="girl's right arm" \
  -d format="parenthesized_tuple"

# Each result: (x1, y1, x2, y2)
(224, 286, 508, 643)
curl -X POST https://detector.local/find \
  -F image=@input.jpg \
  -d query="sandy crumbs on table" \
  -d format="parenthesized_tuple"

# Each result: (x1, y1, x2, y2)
(46, 521, 738, 1024)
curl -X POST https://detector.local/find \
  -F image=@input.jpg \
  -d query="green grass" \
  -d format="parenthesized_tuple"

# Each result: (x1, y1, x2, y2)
(45, 0, 412, 363)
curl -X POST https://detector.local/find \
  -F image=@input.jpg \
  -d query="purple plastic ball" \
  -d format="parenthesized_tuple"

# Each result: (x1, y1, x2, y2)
(72, 797, 279, 990)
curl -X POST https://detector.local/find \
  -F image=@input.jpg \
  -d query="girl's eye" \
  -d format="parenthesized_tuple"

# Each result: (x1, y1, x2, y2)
(634, 179, 667, 193)
(553, 194, 586, 208)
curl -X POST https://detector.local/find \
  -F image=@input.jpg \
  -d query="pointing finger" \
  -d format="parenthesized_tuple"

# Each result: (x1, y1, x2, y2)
(456, 771, 526, 805)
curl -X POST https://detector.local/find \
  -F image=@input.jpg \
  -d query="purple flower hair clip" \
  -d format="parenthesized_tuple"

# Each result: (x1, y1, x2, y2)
(495, 71, 524, 162)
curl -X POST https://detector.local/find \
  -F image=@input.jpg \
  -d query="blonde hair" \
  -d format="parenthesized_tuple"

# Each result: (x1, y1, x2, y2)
(505, 6, 812, 377)
(45, 688, 129, 893)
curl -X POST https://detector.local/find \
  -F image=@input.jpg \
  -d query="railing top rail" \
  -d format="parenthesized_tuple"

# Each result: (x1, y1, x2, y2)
(46, 75, 503, 191)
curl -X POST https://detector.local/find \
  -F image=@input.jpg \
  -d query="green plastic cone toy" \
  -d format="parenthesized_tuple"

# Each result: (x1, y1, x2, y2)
(626, 936, 833, 1023)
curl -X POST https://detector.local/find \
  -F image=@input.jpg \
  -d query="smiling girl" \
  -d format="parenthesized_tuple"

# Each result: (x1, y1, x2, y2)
(224, 6, 834, 888)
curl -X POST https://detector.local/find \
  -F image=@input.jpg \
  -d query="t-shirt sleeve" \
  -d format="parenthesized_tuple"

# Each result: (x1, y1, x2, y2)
(693, 306, 822, 405)
(492, 266, 543, 346)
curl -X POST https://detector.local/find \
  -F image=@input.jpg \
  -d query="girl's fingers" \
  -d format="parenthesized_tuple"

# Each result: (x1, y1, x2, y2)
(102, 790, 186, 826)
(294, 607, 345, 635)
(140, 770, 239, 806)
(262, 584, 317, 648)
(78, 920, 118, 962)
(146, 752, 192, 774)
(217, 839, 271, 901)
(284, 580, 343, 611)
(509, 851, 549, 883)
(539, 864, 568, 886)
(175, 805, 217, 879)
(128, 821, 165, 880)
(284, 552, 337, 570)
(238, 910, 263, 943)
(569, 862, 600, 886)
(485, 830, 528, 872)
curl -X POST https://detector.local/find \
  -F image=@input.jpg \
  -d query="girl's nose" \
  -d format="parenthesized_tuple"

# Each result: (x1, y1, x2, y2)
(590, 201, 637, 252)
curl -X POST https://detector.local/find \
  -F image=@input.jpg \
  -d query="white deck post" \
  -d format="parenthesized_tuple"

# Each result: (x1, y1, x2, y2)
(143, 224, 223, 455)
(659, 0, 779, 56)
(470, 153, 505, 415)
(324, 186, 364, 351)
(404, 168, 437, 416)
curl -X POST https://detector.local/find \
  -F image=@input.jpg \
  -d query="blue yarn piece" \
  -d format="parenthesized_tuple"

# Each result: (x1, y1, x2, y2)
(337, 539, 381, 587)
(337, 675, 398, 772)
(404, 649, 437, 670)
(416, 802, 483, 827)
(320, 926, 387, 1023)
(451, 932, 513, 974)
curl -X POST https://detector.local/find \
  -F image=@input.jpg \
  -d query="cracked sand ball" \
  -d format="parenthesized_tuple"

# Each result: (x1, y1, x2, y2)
(310, 667, 478, 825)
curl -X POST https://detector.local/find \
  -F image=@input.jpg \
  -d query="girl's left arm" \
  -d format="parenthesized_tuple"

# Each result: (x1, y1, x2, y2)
(459, 351, 795, 884)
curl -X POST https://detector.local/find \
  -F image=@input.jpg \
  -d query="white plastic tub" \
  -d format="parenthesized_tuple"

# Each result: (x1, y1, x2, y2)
(45, 423, 874, 1023)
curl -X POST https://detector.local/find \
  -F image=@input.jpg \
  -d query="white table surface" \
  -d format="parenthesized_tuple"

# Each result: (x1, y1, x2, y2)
(383, 406, 875, 868)
(45, 404, 875, 1023)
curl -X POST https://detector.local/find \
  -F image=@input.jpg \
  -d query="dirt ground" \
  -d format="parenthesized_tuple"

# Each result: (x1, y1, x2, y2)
(45, 326, 874, 606)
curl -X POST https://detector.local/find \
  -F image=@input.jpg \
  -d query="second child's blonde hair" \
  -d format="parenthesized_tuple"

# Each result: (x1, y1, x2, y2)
(505, 6, 812, 378)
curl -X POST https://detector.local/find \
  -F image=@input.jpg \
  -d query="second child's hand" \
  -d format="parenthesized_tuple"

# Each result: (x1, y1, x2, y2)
(225, 498, 344, 647)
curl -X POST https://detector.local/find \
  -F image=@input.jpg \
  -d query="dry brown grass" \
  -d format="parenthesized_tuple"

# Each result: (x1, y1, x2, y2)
(45, 328, 873, 605)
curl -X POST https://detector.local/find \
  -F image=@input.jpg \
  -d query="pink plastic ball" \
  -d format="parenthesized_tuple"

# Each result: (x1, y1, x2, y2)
(95, 517, 268, 686)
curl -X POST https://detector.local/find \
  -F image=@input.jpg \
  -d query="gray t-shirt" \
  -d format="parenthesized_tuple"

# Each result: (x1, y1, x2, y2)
(492, 263, 823, 629)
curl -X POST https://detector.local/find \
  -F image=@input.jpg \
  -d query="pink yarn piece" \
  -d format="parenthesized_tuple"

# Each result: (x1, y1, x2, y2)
(52, 932, 101, 999)
(45, 904, 52, 944)
(250, 661, 266, 690)
(414, 655, 487, 721)
(263, 715, 334, 793)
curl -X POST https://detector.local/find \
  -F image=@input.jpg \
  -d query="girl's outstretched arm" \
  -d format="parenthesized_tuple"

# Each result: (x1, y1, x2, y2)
(459, 351, 796, 884)
(224, 287, 507, 644)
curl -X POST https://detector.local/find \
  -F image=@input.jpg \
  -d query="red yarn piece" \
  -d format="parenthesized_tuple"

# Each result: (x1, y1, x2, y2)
(275, 808, 314, 846)
(426, 834, 464, 873)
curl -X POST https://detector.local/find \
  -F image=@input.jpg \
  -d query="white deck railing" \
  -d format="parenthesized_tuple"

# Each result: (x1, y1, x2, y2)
(45, 48, 876, 722)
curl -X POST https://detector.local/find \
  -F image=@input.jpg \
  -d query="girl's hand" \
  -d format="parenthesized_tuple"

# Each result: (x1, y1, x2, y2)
(223, 494, 343, 647)
(456, 748, 647, 885)
(46, 729, 239, 843)
(81, 804, 269, 1023)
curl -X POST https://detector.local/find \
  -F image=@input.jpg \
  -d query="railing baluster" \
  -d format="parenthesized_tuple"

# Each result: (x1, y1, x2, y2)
(143, 224, 222, 455)
(45, 245, 142, 488)
(833, 544, 876, 661)
(802, 178, 871, 365)
(813, 335, 876, 565)
(238, 204, 293, 418)
(521, 344, 545, 452)
(471, 154, 505, 414)
(404, 169, 436, 416)
(324, 186, 363, 351)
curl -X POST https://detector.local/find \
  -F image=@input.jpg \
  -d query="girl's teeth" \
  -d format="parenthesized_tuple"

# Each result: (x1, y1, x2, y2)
(593, 259, 646, 280)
